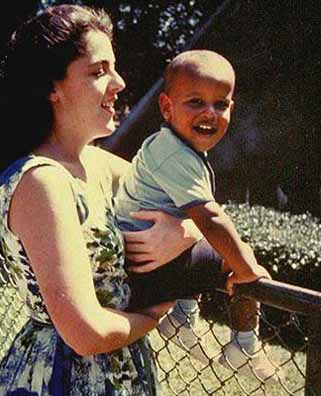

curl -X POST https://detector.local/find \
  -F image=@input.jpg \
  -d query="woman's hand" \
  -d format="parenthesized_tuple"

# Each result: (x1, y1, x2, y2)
(123, 210, 202, 273)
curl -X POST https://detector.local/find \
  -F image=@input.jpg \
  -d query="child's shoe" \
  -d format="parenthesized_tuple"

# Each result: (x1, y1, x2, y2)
(218, 339, 280, 383)
(158, 301, 211, 366)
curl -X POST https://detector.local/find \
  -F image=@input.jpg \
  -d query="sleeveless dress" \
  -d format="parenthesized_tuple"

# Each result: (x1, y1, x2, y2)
(0, 152, 159, 396)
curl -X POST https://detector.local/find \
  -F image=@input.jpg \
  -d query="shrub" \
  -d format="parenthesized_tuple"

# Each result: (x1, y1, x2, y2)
(223, 202, 321, 291)
(200, 202, 321, 349)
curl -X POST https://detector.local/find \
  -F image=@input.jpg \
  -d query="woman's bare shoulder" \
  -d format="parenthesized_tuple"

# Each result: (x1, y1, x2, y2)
(85, 145, 131, 176)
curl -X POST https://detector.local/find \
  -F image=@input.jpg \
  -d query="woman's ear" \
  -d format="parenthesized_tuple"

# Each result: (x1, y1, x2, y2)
(159, 92, 172, 122)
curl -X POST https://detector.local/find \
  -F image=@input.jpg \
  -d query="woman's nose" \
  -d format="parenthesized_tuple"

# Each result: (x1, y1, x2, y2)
(111, 70, 126, 93)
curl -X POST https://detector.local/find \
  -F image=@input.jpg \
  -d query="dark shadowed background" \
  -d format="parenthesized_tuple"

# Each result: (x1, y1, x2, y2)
(2, 0, 320, 216)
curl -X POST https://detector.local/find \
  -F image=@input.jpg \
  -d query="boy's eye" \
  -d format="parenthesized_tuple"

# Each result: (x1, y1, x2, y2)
(188, 98, 204, 106)
(215, 101, 229, 111)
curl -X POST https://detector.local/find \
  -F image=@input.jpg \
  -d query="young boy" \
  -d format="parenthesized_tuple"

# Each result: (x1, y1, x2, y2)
(115, 50, 276, 381)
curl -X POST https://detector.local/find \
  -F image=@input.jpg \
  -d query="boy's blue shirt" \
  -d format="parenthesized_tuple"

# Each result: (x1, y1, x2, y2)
(114, 124, 216, 231)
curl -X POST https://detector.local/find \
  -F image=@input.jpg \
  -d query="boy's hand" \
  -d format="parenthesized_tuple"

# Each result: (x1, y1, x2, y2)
(226, 265, 271, 296)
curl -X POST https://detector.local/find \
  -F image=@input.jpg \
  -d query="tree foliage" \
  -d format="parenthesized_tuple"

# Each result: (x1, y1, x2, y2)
(84, 0, 224, 106)
(1, 1, 320, 216)
(37, 0, 224, 106)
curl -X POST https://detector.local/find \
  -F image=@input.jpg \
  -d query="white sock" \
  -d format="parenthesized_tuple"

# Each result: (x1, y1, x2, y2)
(170, 299, 199, 327)
(231, 329, 260, 355)
(158, 314, 210, 366)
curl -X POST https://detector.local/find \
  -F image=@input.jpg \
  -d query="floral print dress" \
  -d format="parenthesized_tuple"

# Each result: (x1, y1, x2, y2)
(0, 153, 158, 396)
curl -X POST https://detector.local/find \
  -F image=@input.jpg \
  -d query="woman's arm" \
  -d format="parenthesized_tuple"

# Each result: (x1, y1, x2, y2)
(9, 166, 169, 356)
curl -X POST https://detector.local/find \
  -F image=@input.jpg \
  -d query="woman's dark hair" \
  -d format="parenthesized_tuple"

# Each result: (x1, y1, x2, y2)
(0, 5, 113, 171)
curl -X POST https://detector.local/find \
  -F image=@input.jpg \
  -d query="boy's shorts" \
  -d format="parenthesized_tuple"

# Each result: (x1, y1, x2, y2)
(127, 238, 227, 310)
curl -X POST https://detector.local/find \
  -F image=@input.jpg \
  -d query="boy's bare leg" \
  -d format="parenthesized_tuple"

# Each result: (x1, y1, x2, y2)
(230, 295, 259, 332)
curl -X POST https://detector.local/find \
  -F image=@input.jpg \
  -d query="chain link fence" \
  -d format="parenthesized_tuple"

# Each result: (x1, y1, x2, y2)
(1, 278, 320, 395)
(152, 293, 305, 395)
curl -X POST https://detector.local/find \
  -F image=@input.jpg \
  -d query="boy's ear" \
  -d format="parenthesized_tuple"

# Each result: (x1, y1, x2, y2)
(48, 89, 59, 103)
(159, 92, 172, 122)
(48, 81, 61, 103)
(230, 100, 235, 113)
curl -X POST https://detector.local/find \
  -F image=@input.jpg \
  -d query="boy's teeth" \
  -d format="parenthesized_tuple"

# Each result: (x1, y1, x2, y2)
(195, 125, 215, 131)
(193, 124, 217, 135)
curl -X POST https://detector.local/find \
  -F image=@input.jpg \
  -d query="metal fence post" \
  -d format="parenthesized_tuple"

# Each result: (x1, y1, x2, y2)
(305, 313, 321, 396)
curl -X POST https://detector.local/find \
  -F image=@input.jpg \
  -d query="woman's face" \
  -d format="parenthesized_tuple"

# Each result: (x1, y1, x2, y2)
(51, 29, 125, 142)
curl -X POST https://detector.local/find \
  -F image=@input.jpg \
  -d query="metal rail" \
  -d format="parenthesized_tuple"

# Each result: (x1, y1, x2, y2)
(231, 279, 321, 395)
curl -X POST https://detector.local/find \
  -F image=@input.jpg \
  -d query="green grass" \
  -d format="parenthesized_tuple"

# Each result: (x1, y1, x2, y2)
(0, 285, 28, 360)
(0, 286, 306, 395)
(150, 318, 306, 395)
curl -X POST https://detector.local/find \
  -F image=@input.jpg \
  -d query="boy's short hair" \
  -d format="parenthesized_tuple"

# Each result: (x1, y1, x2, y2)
(163, 50, 235, 93)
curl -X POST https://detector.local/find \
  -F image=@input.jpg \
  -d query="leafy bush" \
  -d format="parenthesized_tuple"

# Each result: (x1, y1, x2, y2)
(200, 203, 321, 349)
(223, 202, 321, 291)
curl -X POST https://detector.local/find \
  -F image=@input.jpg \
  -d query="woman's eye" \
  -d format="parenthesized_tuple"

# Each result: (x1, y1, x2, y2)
(94, 68, 106, 77)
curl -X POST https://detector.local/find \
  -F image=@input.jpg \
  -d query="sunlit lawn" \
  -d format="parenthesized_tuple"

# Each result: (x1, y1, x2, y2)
(150, 317, 306, 396)
(0, 286, 306, 395)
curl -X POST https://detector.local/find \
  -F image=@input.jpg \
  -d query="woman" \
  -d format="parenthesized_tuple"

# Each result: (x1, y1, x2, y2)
(0, 5, 200, 395)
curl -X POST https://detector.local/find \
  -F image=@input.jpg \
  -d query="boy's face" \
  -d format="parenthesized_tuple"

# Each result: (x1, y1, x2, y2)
(159, 68, 234, 152)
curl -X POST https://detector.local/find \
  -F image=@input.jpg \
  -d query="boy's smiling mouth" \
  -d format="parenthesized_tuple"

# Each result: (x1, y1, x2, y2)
(193, 124, 218, 136)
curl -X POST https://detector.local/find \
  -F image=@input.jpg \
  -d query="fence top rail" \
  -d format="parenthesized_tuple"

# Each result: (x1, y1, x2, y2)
(229, 278, 321, 315)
